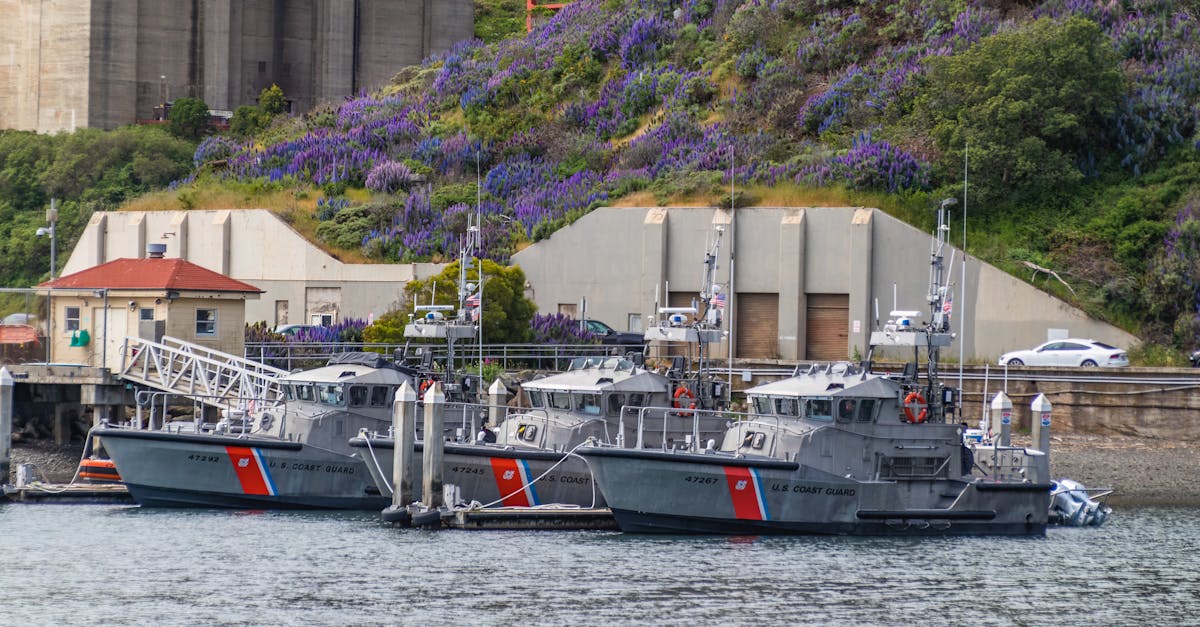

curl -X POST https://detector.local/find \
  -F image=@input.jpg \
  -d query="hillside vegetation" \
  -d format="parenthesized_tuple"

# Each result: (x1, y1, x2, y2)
(2, 0, 1200, 361)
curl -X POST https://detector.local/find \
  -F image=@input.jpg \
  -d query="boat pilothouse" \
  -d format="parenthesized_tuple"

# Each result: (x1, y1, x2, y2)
(578, 200, 1054, 535)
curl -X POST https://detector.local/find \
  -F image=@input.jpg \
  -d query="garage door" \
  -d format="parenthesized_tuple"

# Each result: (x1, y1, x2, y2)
(736, 293, 778, 359)
(806, 293, 848, 360)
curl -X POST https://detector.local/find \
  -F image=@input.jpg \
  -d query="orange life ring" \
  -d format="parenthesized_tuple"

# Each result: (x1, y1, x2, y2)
(903, 391, 928, 423)
(672, 386, 696, 410)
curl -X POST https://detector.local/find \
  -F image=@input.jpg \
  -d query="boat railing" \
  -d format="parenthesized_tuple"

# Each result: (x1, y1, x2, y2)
(618, 405, 738, 452)
(101, 389, 287, 436)
(968, 442, 1050, 483)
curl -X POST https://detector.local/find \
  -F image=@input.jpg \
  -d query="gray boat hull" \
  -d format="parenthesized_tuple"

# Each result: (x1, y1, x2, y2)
(351, 438, 605, 508)
(579, 448, 1050, 536)
(97, 428, 387, 509)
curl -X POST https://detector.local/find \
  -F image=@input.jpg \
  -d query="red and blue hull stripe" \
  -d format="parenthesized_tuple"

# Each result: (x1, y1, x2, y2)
(723, 466, 770, 521)
(489, 457, 541, 507)
(226, 446, 277, 496)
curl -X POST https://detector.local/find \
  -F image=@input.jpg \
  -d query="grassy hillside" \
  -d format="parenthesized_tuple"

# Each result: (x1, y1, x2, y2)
(4, 0, 1200, 362)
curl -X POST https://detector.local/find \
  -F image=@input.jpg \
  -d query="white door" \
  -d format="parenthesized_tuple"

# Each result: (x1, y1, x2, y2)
(92, 306, 128, 372)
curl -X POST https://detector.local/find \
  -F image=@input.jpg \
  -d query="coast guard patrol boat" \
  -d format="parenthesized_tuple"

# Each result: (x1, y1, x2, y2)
(578, 203, 1054, 535)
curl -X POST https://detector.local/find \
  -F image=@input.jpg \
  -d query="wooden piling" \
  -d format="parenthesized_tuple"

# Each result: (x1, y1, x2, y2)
(392, 381, 417, 508)
(1, 367, 13, 482)
(488, 378, 507, 437)
(422, 381, 445, 509)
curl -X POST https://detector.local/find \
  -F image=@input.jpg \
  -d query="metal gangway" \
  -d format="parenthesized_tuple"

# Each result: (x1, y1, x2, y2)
(119, 335, 289, 415)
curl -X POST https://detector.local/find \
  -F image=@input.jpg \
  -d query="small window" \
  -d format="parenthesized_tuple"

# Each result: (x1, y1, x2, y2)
(196, 308, 217, 336)
(740, 431, 766, 450)
(294, 384, 315, 402)
(517, 424, 538, 442)
(753, 397, 771, 415)
(348, 386, 367, 407)
(607, 393, 625, 416)
(548, 392, 571, 410)
(528, 390, 545, 408)
(369, 386, 390, 407)
(627, 393, 646, 407)
(836, 399, 857, 423)
(64, 306, 81, 332)
(806, 398, 833, 422)
(258, 61, 267, 73)
(856, 399, 876, 423)
(317, 383, 343, 406)
(774, 398, 798, 416)
(578, 393, 601, 415)
(139, 308, 154, 321)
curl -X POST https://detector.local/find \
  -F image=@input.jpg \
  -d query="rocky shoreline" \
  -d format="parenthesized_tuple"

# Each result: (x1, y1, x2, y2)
(7, 433, 1198, 507)
(1041, 433, 1200, 507)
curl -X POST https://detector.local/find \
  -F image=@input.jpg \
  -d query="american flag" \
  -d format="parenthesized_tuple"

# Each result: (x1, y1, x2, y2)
(711, 292, 726, 309)
(465, 292, 480, 308)
(942, 294, 953, 317)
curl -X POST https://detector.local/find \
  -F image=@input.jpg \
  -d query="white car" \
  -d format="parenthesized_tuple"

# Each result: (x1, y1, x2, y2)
(998, 339, 1129, 367)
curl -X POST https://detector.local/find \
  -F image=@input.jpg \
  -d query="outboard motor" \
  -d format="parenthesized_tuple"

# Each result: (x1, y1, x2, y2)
(1050, 478, 1112, 526)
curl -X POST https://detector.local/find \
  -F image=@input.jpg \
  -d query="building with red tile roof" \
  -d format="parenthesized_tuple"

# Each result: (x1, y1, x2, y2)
(38, 251, 261, 371)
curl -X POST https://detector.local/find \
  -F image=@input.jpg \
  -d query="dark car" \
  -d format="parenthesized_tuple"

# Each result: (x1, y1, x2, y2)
(583, 319, 645, 346)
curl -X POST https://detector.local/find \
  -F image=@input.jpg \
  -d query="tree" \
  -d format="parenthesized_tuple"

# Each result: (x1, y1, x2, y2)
(259, 84, 288, 116)
(915, 17, 1124, 207)
(364, 259, 536, 344)
(167, 97, 212, 139)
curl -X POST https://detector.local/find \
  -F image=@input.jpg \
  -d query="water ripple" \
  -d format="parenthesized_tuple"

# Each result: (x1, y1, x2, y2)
(1, 505, 1197, 625)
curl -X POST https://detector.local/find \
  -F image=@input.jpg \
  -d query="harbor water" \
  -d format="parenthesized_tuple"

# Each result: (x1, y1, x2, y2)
(1, 504, 1197, 625)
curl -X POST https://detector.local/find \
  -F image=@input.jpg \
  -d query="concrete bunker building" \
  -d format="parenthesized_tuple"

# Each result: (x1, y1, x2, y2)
(0, 0, 474, 133)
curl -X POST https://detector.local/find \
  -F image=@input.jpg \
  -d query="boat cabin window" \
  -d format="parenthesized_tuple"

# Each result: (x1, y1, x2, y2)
(805, 398, 833, 422)
(293, 384, 315, 403)
(548, 391, 571, 410)
(528, 390, 545, 408)
(578, 393, 602, 415)
(836, 398, 856, 423)
(348, 385, 368, 407)
(607, 394, 625, 416)
(752, 397, 771, 415)
(774, 398, 799, 417)
(856, 399, 876, 423)
(627, 393, 646, 407)
(741, 431, 767, 450)
(369, 386, 390, 407)
(317, 383, 344, 406)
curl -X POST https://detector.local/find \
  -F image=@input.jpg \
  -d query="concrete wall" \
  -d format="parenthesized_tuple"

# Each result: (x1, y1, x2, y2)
(0, 0, 475, 132)
(64, 209, 444, 326)
(512, 206, 1139, 364)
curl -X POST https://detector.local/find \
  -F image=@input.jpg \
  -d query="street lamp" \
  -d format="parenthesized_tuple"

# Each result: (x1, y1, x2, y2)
(36, 198, 58, 279)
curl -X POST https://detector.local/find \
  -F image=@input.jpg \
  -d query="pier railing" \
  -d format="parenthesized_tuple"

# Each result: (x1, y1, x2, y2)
(244, 341, 645, 373)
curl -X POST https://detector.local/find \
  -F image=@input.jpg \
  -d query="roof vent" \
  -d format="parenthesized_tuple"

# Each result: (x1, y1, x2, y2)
(147, 243, 167, 258)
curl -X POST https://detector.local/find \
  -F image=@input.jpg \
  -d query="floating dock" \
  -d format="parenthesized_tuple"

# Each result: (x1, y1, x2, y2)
(446, 506, 616, 530)
(2, 482, 133, 504)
